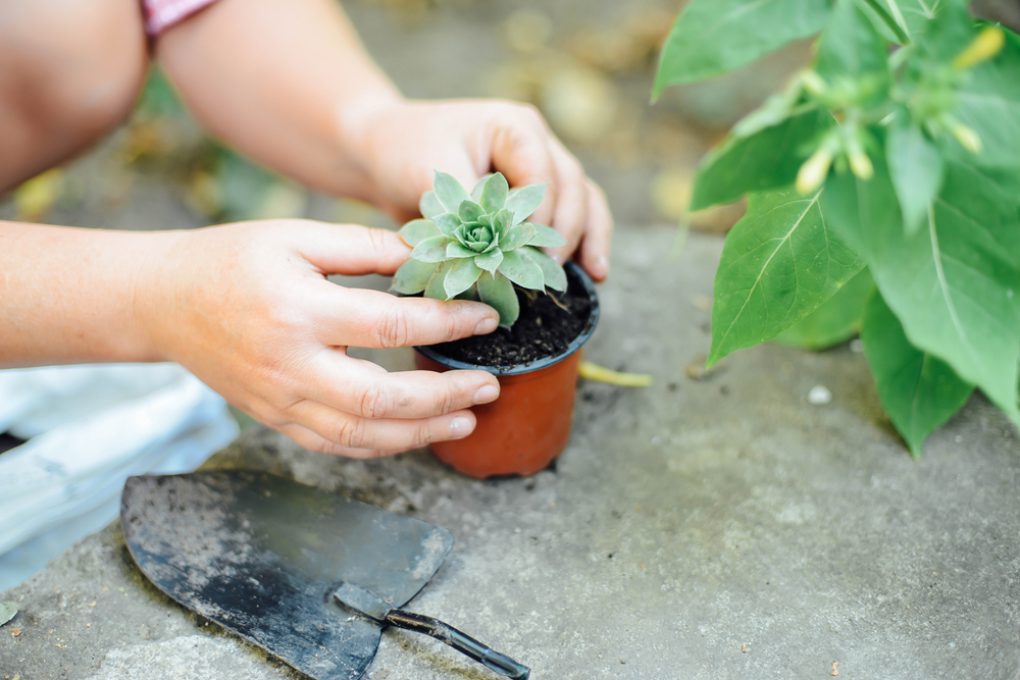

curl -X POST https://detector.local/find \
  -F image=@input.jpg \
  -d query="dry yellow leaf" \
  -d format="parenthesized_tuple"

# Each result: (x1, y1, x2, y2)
(14, 169, 63, 222)
(579, 361, 652, 388)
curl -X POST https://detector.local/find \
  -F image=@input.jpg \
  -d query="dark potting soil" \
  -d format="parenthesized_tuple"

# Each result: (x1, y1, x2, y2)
(429, 268, 592, 369)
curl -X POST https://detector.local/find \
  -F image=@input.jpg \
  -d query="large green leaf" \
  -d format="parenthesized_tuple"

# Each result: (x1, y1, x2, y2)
(815, 0, 890, 86)
(890, 0, 940, 40)
(776, 268, 874, 349)
(954, 28, 1020, 173)
(692, 109, 833, 210)
(861, 291, 973, 456)
(821, 157, 1020, 424)
(886, 122, 944, 234)
(652, 0, 830, 96)
(709, 187, 864, 365)
(909, 0, 972, 58)
(858, 0, 912, 43)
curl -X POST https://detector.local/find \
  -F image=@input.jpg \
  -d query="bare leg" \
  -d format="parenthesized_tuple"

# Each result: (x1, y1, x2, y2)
(0, 0, 149, 192)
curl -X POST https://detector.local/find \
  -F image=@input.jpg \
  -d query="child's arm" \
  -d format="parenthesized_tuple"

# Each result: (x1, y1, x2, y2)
(155, 0, 612, 280)
(0, 220, 500, 457)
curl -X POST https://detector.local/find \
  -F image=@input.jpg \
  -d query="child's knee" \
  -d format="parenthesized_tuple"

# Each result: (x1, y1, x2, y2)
(3, 1, 145, 143)
(44, 0, 149, 135)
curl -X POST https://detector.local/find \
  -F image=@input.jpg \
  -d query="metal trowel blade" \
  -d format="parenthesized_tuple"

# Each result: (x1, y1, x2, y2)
(120, 471, 453, 680)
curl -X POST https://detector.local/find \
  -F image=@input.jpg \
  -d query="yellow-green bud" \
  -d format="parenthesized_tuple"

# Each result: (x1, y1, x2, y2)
(849, 150, 874, 181)
(950, 122, 983, 154)
(801, 71, 828, 98)
(953, 26, 1005, 70)
(796, 147, 834, 195)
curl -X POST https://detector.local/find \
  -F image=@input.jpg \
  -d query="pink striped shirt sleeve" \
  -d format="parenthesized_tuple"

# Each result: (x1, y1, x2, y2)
(142, 0, 219, 36)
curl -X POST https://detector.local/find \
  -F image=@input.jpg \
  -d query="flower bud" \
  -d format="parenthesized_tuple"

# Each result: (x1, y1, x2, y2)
(796, 147, 834, 195)
(801, 71, 828, 98)
(845, 133, 874, 181)
(953, 27, 1005, 70)
(950, 122, 983, 154)
(849, 150, 874, 181)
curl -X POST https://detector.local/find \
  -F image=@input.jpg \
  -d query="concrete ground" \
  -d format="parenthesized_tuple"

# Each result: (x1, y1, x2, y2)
(4, 2, 1020, 678)
(2, 228, 1019, 680)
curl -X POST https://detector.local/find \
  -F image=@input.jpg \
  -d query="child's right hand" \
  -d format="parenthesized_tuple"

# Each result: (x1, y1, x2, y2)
(140, 220, 502, 458)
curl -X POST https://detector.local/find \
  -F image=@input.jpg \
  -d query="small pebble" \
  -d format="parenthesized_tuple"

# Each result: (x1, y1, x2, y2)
(689, 294, 713, 312)
(685, 356, 723, 382)
(808, 385, 832, 405)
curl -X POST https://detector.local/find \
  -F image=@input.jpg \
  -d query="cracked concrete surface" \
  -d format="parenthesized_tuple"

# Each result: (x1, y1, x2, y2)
(2, 229, 1019, 680)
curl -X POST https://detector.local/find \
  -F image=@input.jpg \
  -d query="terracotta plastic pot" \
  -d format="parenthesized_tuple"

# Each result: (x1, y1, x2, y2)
(414, 263, 600, 478)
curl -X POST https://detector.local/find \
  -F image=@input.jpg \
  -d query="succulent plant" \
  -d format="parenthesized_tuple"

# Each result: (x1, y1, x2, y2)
(391, 171, 568, 327)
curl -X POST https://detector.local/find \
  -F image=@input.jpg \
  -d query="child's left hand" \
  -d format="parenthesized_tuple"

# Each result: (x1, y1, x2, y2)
(345, 99, 614, 281)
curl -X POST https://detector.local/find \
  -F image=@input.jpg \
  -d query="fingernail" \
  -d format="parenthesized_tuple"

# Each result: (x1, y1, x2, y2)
(551, 250, 567, 264)
(475, 316, 499, 334)
(597, 255, 610, 278)
(473, 384, 499, 404)
(449, 416, 473, 438)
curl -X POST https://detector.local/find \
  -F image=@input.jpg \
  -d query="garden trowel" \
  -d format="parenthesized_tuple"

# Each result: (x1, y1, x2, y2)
(121, 470, 529, 680)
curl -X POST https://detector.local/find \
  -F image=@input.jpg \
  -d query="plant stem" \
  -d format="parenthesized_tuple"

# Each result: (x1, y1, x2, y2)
(861, 0, 911, 44)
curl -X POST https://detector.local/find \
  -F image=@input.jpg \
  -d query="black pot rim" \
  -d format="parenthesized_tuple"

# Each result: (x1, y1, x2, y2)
(415, 261, 600, 376)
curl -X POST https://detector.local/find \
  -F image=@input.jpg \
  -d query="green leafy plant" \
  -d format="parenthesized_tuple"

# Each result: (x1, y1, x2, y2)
(391, 171, 567, 327)
(655, 0, 1020, 455)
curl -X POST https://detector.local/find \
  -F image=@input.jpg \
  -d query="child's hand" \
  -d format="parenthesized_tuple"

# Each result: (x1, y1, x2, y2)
(347, 100, 614, 281)
(141, 220, 502, 458)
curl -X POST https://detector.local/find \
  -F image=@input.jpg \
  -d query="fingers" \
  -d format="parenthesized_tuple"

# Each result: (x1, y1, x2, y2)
(442, 150, 482, 200)
(485, 103, 611, 280)
(489, 105, 558, 225)
(580, 180, 613, 281)
(314, 286, 499, 348)
(296, 222, 411, 277)
(286, 400, 477, 453)
(279, 423, 394, 459)
(305, 352, 500, 420)
(545, 139, 588, 265)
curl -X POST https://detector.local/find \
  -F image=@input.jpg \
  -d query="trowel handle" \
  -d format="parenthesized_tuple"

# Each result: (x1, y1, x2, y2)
(385, 609, 530, 680)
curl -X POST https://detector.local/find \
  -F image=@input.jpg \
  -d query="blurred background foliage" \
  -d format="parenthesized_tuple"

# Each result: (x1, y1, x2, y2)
(3, 0, 1018, 233)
